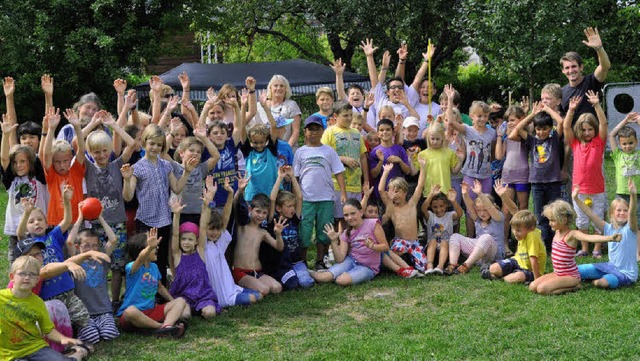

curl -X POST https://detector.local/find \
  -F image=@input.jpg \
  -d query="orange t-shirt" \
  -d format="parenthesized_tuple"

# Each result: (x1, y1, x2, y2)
(45, 160, 85, 226)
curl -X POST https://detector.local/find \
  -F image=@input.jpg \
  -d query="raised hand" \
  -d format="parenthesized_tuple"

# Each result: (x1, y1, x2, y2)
(443, 84, 456, 99)
(472, 179, 483, 195)
(582, 27, 603, 49)
(124, 89, 138, 110)
(240, 88, 249, 106)
(178, 71, 190, 90)
(201, 175, 217, 204)
(120, 164, 133, 179)
(237, 172, 251, 191)
(461, 181, 469, 195)
(47, 107, 62, 130)
(20, 198, 35, 213)
(101, 112, 116, 127)
(40, 74, 53, 96)
(258, 89, 269, 105)
(447, 188, 457, 202)
(430, 184, 441, 196)
(493, 179, 508, 197)
(222, 177, 233, 193)
(364, 92, 375, 109)
(629, 177, 637, 194)
(568, 96, 582, 112)
(62, 183, 74, 201)
(381, 50, 391, 69)
(165, 96, 179, 112)
(147, 228, 161, 249)
(422, 43, 435, 62)
(0, 114, 17, 133)
(362, 181, 373, 198)
(149, 76, 163, 93)
(397, 43, 408, 61)
(169, 196, 186, 213)
(520, 96, 530, 113)
(113, 79, 127, 94)
(382, 163, 394, 173)
(274, 216, 287, 235)
(194, 124, 207, 139)
(585, 90, 600, 106)
(3, 76, 15, 97)
(331, 58, 345, 75)
(62, 108, 78, 126)
(323, 223, 340, 241)
(206, 87, 217, 102)
(245, 76, 256, 91)
(360, 38, 378, 56)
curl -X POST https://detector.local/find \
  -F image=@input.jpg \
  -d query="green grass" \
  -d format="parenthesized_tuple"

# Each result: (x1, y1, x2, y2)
(1, 155, 639, 360)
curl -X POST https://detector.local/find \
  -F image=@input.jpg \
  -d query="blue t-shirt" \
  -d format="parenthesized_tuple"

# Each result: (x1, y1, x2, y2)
(38, 226, 75, 300)
(241, 138, 278, 202)
(117, 262, 161, 316)
(207, 139, 239, 207)
(605, 222, 638, 282)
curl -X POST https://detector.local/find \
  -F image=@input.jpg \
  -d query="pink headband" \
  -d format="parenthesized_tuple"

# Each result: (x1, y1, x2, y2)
(179, 222, 199, 235)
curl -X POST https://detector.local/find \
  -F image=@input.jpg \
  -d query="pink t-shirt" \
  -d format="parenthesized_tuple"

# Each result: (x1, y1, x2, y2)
(340, 218, 382, 274)
(571, 136, 605, 194)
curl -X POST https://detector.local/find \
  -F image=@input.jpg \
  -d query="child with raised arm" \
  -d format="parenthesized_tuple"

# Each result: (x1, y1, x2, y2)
(484, 181, 546, 283)
(1, 256, 91, 361)
(446, 180, 505, 275)
(1, 114, 49, 263)
(421, 185, 463, 275)
(294, 116, 346, 270)
(168, 186, 221, 319)
(43, 108, 86, 225)
(369, 119, 411, 202)
(261, 165, 314, 289)
(564, 90, 608, 258)
(202, 177, 262, 306)
(117, 228, 190, 337)
(510, 103, 564, 252)
(121, 123, 195, 285)
(321, 101, 370, 225)
(574, 180, 638, 289)
(233, 174, 286, 296)
(529, 200, 620, 295)
(380, 159, 428, 273)
(68, 205, 120, 344)
(240, 123, 279, 202)
(608, 112, 640, 261)
(444, 85, 496, 237)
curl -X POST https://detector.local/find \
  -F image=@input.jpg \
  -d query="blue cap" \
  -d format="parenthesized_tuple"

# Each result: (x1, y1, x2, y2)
(15, 237, 46, 257)
(304, 114, 324, 128)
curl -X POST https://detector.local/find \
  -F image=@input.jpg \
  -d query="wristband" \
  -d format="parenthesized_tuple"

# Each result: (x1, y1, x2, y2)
(248, 90, 256, 94)
(594, 45, 603, 50)
(362, 107, 369, 112)
(41, 133, 48, 136)
(381, 67, 389, 71)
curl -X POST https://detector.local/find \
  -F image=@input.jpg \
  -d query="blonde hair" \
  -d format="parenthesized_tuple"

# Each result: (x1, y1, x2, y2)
(148, 84, 174, 102)
(504, 105, 525, 120)
(609, 198, 629, 230)
(388, 177, 408, 193)
(541, 83, 562, 100)
(378, 105, 395, 119)
(174, 136, 204, 162)
(426, 122, 445, 148)
(276, 190, 296, 207)
(315, 87, 334, 101)
(573, 113, 599, 142)
(86, 130, 113, 152)
(352, 113, 364, 125)
(248, 123, 270, 139)
(542, 200, 576, 226)
(267, 75, 292, 100)
(218, 84, 238, 100)
(510, 210, 537, 229)
(469, 101, 490, 116)
(11, 255, 41, 274)
(52, 139, 72, 155)
(140, 123, 166, 152)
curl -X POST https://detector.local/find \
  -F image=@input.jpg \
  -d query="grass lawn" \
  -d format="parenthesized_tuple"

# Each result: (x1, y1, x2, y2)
(1, 155, 639, 360)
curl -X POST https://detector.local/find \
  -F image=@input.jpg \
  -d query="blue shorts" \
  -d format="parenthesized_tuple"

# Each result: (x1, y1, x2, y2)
(508, 183, 531, 193)
(497, 258, 534, 282)
(578, 262, 632, 289)
(328, 256, 375, 285)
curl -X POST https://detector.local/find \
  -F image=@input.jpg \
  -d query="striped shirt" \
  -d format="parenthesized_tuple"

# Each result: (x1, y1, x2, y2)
(551, 233, 580, 279)
(133, 156, 172, 227)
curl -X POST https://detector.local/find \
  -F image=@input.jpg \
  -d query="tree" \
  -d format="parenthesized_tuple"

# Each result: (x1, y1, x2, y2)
(0, 0, 176, 119)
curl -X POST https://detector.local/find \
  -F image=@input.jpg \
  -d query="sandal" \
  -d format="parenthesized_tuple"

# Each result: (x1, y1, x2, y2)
(575, 250, 589, 257)
(154, 325, 178, 338)
(62, 342, 94, 359)
(592, 251, 603, 259)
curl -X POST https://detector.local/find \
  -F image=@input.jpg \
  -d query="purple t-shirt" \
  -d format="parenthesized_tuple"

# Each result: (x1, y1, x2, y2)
(369, 144, 409, 198)
(340, 218, 382, 274)
(502, 138, 529, 184)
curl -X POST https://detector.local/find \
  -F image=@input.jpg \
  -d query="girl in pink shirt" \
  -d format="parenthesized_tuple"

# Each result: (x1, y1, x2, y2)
(564, 90, 608, 258)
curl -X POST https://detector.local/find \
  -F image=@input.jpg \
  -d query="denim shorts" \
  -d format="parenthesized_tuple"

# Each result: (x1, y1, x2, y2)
(328, 256, 375, 285)
(497, 258, 534, 282)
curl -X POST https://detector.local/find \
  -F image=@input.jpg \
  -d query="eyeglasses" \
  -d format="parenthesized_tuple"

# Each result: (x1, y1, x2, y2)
(388, 85, 404, 90)
(15, 271, 38, 279)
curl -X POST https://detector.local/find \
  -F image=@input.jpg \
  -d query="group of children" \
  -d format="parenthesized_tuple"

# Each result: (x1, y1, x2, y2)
(2, 36, 639, 360)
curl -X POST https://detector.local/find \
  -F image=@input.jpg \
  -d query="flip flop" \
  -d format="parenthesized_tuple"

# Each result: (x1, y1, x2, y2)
(154, 325, 178, 338)
(575, 250, 589, 257)
(592, 251, 603, 259)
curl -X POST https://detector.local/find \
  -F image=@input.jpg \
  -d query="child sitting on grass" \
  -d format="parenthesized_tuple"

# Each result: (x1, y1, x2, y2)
(483, 181, 546, 283)
(117, 228, 190, 338)
(1, 256, 91, 360)
(529, 199, 620, 295)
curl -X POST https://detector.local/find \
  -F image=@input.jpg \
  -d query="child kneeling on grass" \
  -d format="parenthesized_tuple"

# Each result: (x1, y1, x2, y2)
(312, 199, 389, 286)
(116, 228, 190, 338)
(1, 256, 91, 360)
(483, 181, 547, 283)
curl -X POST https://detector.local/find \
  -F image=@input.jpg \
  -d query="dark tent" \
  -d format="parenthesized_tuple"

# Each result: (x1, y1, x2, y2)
(135, 59, 370, 101)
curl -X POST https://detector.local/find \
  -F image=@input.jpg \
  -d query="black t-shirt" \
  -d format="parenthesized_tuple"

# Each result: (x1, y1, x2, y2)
(560, 73, 603, 126)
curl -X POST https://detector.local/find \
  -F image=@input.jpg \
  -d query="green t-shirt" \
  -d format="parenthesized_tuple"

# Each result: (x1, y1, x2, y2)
(0, 288, 53, 360)
(611, 148, 640, 195)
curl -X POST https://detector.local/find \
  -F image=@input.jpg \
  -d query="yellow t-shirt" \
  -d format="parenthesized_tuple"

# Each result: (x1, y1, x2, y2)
(0, 288, 53, 360)
(418, 147, 458, 197)
(321, 126, 367, 193)
(514, 228, 547, 274)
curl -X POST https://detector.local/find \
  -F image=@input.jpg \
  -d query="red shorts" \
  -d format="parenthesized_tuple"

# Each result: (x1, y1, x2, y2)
(119, 304, 165, 331)
(231, 268, 263, 283)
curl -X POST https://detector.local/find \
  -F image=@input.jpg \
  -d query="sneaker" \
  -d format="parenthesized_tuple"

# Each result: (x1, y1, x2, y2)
(480, 263, 494, 280)
(315, 261, 328, 271)
(327, 248, 335, 263)
(415, 271, 426, 278)
(444, 264, 458, 276)
(433, 267, 444, 275)
(396, 267, 418, 279)
(323, 254, 333, 268)
(425, 268, 436, 275)
(454, 263, 470, 274)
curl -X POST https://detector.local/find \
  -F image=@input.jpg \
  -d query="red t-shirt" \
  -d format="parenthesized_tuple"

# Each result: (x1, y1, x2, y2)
(571, 136, 605, 194)
(45, 159, 85, 225)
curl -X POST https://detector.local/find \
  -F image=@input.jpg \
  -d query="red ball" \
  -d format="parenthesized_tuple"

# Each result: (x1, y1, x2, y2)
(81, 198, 103, 220)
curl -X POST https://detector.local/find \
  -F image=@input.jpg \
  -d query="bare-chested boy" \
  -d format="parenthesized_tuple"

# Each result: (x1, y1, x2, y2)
(379, 158, 428, 272)
(233, 174, 286, 296)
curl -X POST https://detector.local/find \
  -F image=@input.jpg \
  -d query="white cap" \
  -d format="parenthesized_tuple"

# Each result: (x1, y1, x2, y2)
(402, 116, 420, 129)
